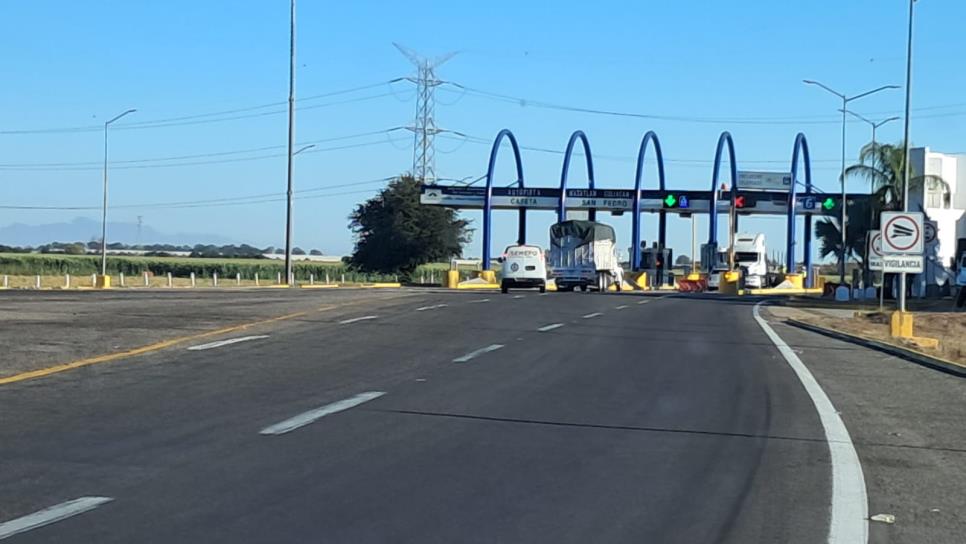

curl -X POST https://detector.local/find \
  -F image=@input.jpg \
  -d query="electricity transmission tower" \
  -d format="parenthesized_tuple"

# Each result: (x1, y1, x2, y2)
(394, 43, 456, 184)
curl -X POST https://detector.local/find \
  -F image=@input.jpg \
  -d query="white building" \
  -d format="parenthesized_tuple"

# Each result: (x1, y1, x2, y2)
(907, 147, 966, 292)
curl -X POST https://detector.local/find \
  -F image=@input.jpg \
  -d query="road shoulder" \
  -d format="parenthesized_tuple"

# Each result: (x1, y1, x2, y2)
(764, 306, 966, 543)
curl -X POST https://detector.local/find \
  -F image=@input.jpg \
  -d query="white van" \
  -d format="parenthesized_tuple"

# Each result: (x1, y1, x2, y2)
(499, 244, 547, 293)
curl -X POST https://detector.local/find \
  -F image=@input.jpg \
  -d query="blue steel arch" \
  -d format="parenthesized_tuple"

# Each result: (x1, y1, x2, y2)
(632, 131, 666, 270)
(788, 133, 813, 286)
(482, 129, 526, 271)
(707, 131, 738, 272)
(557, 130, 596, 222)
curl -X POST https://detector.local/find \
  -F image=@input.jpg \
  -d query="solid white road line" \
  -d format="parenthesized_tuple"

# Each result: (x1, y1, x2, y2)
(582, 312, 603, 319)
(512, 295, 526, 299)
(259, 391, 386, 436)
(636, 299, 649, 304)
(537, 323, 564, 332)
(468, 298, 490, 303)
(0, 497, 113, 540)
(187, 335, 269, 351)
(753, 302, 868, 544)
(453, 344, 504, 363)
(338, 315, 378, 325)
(615, 305, 629, 310)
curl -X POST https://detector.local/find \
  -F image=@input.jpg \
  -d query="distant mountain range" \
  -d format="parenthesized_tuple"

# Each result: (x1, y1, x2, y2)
(0, 217, 238, 247)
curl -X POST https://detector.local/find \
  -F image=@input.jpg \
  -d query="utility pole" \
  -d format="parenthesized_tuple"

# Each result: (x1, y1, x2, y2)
(100, 108, 136, 278)
(283, 0, 297, 286)
(136, 215, 143, 248)
(394, 43, 456, 183)
(899, 0, 917, 313)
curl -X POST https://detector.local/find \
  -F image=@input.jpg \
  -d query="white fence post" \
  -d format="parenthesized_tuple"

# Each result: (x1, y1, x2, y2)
(325, 271, 330, 284)
(65, 274, 70, 288)
(91, 273, 96, 286)
(190, 272, 196, 287)
(144, 272, 149, 286)
(213, 272, 218, 287)
(3, 275, 8, 288)
(341, 273, 345, 284)
(277, 272, 282, 285)
(35, 275, 41, 289)
(255, 273, 259, 286)
(167, 272, 173, 287)
(309, 273, 314, 285)
(236, 272, 241, 286)
(119, 272, 125, 287)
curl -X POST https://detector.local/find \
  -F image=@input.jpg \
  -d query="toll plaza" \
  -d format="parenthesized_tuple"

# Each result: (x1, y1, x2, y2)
(421, 129, 871, 294)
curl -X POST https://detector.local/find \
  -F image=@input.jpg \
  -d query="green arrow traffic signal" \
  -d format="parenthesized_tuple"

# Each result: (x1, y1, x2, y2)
(822, 197, 835, 210)
(663, 194, 677, 208)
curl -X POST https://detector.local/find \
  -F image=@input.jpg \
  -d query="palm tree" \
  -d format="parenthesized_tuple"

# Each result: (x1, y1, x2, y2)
(815, 141, 948, 285)
(844, 141, 948, 210)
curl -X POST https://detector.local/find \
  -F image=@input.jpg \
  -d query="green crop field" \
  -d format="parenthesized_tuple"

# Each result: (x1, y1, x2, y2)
(0, 253, 474, 283)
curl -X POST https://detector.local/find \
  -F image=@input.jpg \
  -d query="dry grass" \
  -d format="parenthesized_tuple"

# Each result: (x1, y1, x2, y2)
(801, 311, 966, 364)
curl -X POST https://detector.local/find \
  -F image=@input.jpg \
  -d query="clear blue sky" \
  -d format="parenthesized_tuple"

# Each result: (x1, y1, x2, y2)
(2, 0, 964, 260)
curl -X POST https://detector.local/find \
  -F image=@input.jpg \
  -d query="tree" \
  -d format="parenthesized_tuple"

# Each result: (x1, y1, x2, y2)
(674, 255, 691, 266)
(64, 242, 87, 255)
(309, 249, 323, 256)
(816, 141, 948, 279)
(292, 247, 306, 255)
(349, 175, 471, 277)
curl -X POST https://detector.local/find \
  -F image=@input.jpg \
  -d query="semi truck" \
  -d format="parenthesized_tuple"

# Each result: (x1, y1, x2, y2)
(733, 233, 769, 288)
(548, 220, 623, 292)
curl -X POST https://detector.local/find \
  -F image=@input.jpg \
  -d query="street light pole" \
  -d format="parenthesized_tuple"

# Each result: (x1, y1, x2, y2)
(899, 0, 916, 313)
(100, 108, 136, 277)
(284, 0, 297, 286)
(842, 110, 900, 287)
(803, 80, 899, 286)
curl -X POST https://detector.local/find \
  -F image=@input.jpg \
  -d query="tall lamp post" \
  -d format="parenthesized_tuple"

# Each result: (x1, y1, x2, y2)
(284, 0, 297, 286)
(101, 108, 137, 278)
(803, 80, 899, 286)
(899, 0, 917, 313)
(842, 110, 899, 286)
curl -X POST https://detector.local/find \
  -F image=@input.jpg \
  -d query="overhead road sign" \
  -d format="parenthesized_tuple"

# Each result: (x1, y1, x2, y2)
(881, 211, 924, 255)
(420, 185, 869, 215)
(565, 188, 635, 211)
(867, 230, 883, 271)
(737, 170, 792, 192)
(882, 255, 924, 273)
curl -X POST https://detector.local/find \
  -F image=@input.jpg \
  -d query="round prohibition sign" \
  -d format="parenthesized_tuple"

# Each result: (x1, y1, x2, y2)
(883, 215, 921, 252)
(870, 232, 883, 257)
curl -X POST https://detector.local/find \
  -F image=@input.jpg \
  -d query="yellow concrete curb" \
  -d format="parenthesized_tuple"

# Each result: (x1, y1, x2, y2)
(456, 283, 500, 290)
(300, 284, 340, 289)
(743, 287, 824, 296)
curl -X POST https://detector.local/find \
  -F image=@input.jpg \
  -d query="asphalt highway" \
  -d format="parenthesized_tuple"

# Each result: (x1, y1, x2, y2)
(1, 289, 955, 542)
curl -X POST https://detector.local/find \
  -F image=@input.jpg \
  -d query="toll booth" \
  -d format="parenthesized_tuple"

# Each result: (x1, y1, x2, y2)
(640, 243, 673, 288)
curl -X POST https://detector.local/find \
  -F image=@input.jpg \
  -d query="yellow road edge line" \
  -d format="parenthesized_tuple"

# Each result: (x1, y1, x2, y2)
(0, 310, 311, 386)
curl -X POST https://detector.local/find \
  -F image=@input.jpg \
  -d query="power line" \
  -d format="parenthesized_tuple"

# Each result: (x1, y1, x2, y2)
(440, 133, 854, 169)
(0, 134, 410, 171)
(443, 83, 966, 126)
(0, 128, 407, 168)
(0, 176, 396, 211)
(0, 79, 404, 135)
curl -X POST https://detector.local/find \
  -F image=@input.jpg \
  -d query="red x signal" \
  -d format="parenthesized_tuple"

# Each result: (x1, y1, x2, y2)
(734, 195, 746, 208)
